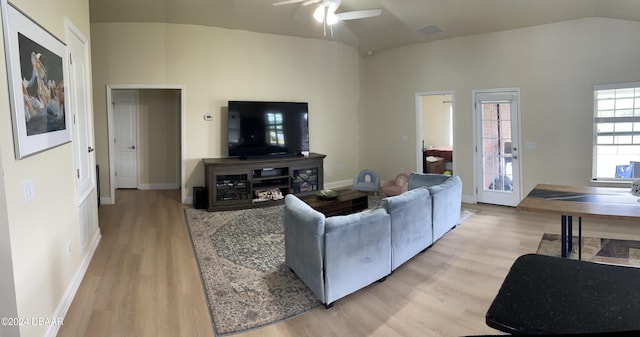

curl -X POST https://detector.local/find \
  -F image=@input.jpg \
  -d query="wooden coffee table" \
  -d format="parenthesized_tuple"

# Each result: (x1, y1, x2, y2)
(299, 188, 369, 217)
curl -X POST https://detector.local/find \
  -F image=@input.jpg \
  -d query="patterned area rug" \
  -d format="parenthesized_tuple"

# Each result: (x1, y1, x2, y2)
(184, 205, 319, 336)
(536, 233, 640, 267)
(184, 196, 478, 336)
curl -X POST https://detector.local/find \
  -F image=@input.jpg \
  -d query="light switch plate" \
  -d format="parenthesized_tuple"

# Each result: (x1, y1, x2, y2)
(23, 179, 34, 203)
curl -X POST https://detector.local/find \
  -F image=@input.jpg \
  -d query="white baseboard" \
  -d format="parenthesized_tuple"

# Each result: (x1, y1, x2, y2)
(100, 196, 113, 205)
(44, 231, 101, 337)
(325, 179, 352, 189)
(183, 196, 193, 205)
(462, 194, 476, 204)
(138, 183, 179, 190)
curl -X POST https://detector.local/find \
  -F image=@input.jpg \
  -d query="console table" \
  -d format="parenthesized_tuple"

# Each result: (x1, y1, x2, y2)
(517, 184, 640, 259)
(203, 153, 325, 211)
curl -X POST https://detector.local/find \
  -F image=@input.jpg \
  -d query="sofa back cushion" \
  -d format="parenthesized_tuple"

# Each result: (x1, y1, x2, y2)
(324, 207, 391, 303)
(408, 172, 450, 190)
(428, 175, 462, 196)
(381, 187, 433, 270)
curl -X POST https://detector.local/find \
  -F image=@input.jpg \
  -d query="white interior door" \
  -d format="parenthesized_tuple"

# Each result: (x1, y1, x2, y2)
(113, 90, 139, 189)
(67, 20, 99, 251)
(67, 24, 95, 202)
(474, 89, 522, 206)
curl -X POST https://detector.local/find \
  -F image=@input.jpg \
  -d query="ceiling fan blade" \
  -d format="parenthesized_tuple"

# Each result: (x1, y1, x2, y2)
(272, 0, 307, 6)
(336, 9, 381, 21)
(302, 0, 322, 6)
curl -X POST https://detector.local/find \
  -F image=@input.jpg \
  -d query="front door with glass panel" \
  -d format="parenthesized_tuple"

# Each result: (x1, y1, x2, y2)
(475, 90, 521, 206)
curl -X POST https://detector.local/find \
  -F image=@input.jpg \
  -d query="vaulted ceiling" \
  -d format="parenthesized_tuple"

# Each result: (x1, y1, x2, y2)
(89, 0, 640, 55)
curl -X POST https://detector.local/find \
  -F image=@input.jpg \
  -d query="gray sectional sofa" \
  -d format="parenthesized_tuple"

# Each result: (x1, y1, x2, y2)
(284, 173, 462, 308)
(408, 173, 463, 241)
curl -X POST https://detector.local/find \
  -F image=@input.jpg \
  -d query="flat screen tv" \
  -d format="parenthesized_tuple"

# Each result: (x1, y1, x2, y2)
(228, 101, 309, 159)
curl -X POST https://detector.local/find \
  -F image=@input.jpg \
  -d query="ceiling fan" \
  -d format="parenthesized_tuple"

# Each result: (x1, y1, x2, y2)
(273, 0, 382, 36)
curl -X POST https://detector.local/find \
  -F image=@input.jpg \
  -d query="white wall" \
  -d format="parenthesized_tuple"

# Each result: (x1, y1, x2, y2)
(137, 89, 181, 189)
(0, 148, 18, 337)
(0, 0, 92, 336)
(91, 17, 640, 202)
(422, 94, 452, 149)
(91, 23, 362, 201)
(361, 17, 640, 198)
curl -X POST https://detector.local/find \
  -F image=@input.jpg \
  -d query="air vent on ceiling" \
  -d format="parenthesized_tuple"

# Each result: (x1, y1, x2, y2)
(416, 25, 442, 36)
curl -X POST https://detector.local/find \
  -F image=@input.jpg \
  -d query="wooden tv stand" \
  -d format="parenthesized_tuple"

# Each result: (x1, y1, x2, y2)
(203, 153, 325, 211)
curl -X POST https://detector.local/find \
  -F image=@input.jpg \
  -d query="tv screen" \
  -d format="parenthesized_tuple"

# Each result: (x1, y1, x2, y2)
(228, 101, 309, 158)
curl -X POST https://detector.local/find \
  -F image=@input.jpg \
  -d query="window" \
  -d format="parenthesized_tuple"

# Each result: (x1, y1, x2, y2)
(593, 82, 640, 180)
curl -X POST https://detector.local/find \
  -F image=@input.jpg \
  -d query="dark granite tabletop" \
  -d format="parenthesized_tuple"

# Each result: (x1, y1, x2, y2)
(486, 254, 640, 334)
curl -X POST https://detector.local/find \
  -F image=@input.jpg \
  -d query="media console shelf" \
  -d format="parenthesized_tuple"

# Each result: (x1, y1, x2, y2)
(203, 153, 326, 211)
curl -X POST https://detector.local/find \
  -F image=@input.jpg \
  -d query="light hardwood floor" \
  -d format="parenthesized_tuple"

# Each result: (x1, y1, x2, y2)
(58, 189, 640, 337)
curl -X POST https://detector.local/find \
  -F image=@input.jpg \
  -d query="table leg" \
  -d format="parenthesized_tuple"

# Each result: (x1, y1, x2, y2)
(568, 216, 573, 253)
(561, 215, 567, 258)
(578, 217, 582, 260)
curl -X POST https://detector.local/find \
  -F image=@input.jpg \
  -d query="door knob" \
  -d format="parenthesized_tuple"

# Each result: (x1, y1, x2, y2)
(88, 146, 94, 153)
(129, 145, 136, 150)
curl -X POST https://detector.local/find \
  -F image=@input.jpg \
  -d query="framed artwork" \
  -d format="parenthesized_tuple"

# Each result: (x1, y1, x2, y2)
(1, 0, 70, 159)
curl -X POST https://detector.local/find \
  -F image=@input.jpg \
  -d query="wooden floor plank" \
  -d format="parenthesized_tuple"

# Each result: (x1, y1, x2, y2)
(57, 189, 640, 337)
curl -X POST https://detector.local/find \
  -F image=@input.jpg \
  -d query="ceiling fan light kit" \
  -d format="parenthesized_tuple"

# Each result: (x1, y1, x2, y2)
(313, 2, 339, 25)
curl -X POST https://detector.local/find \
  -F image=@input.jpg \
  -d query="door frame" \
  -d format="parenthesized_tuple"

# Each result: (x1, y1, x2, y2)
(472, 88, 524, 206)
(106, 84, 186, 204)
(415, 90, 455, 172)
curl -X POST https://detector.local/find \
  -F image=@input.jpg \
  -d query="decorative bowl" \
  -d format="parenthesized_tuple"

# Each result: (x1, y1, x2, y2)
(315, 189, 341, 200)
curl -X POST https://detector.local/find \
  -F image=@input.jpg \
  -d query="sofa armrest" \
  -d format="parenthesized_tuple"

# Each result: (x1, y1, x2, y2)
(323, 208, 391, 305)
(284, 194, 327, 303)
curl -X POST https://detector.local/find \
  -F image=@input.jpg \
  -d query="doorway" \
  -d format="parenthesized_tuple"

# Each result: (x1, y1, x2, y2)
(415, 91, 455, 173)
(473, 89, 522, 206)
(107, 85, 185, 204)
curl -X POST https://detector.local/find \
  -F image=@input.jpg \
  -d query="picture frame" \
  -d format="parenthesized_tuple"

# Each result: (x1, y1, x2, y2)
(1, 0, 71, 159)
